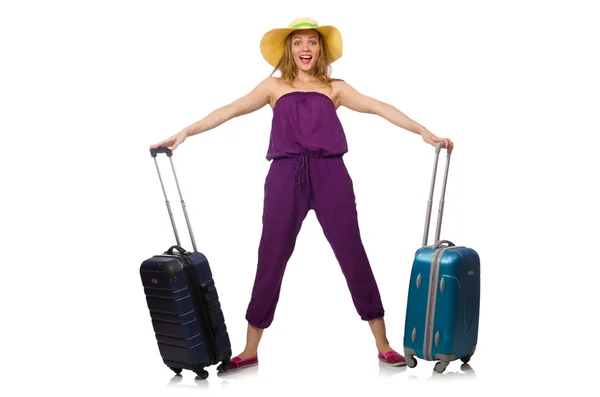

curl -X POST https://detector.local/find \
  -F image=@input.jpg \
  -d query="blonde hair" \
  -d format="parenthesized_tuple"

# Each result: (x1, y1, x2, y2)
(270, 31, 340, 90)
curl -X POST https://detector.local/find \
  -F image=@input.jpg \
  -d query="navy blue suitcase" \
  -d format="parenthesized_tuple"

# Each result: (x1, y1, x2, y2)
(140, 147, 232, 379)
(403, 143, 481, 373)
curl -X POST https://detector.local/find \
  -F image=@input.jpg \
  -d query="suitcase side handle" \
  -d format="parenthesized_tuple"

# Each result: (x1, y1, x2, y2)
(422, 142, 452, 247)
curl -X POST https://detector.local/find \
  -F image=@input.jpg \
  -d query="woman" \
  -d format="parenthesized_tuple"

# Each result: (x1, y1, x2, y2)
(150, 17, 454, 371)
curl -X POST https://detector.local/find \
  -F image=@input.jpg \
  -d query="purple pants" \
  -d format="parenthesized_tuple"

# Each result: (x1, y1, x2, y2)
(245, 154, 385, 328)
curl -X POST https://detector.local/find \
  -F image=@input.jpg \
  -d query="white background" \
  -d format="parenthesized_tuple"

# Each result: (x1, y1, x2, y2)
(1, 0, 599, 396)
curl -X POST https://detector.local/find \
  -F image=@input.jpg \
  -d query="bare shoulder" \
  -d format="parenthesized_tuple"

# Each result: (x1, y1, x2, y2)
(254, 76, 279, 92)
(331, 79, 358, 94)
(330, 79, 354, 107)
(262, 76, 280, 87)
(267, 77, 294, 108)
(331, 80, 381, 113)
(330, 78, 346, 90)
(247, 76, 279, 104)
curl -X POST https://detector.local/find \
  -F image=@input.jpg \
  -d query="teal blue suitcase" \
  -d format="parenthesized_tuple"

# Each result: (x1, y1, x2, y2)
(403, 143, 481, 373)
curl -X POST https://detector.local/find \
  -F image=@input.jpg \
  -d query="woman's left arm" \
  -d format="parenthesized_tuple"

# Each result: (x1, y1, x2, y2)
(337, 81, 454, 149)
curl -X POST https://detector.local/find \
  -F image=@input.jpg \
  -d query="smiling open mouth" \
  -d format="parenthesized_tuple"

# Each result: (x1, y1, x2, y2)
(299, 55, 312, 64)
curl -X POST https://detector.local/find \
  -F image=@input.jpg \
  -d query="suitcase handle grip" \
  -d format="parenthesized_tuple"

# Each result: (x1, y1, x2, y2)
(150, 147, 173, 157)
(435, 141, 453, 154)
(166, 245, 187, 255)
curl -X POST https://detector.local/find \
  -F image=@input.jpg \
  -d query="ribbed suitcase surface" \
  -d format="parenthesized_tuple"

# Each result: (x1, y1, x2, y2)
(140, 249, 231, 377)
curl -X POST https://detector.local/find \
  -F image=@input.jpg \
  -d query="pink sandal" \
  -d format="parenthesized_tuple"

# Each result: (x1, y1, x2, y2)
(226, 354, 259, 371)
(378, 350, 407, 367)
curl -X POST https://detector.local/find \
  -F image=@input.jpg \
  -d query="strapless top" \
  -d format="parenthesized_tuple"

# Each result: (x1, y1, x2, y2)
(266, 91, 349, 160)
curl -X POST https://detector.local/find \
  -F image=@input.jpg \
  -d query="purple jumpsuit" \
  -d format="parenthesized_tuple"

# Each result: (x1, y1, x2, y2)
(244, 91, 385, 328)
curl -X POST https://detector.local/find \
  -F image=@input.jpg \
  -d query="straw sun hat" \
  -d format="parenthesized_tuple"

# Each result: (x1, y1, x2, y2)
(260, 17, 343, 67)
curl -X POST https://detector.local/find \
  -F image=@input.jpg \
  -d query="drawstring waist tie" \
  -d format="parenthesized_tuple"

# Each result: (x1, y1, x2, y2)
(273, 149, 342, 191)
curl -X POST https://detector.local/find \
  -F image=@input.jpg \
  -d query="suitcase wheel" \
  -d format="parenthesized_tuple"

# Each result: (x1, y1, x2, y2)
(434, 361, 449, 373)
(405, 355, 417, 368)
(169, 367, 182, 375)
(460, 355, 472, 364)
(217, 358, 231, 373)
(194, 370, 209, 380)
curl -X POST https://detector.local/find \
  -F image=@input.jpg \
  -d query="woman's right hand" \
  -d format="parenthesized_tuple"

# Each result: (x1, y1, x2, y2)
(149, 129, 188, 151)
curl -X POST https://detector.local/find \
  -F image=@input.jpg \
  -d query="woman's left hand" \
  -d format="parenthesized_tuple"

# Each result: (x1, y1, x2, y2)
(420, 128, 454, 150)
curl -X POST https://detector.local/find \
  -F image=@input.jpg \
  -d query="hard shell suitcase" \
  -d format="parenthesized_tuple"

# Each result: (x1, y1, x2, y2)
(403, 142, 481, 373)
(140, 147, 232, 379)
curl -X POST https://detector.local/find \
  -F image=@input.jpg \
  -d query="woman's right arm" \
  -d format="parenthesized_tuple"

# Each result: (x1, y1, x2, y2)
(150, 77, 273, 150)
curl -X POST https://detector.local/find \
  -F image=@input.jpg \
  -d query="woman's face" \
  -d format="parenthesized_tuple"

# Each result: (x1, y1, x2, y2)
(290, 30, 320, 72)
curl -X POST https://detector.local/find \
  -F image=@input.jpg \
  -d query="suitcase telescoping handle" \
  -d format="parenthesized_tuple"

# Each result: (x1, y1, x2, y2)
(150, 147, 198, 252)
(422, 142, 453, 247)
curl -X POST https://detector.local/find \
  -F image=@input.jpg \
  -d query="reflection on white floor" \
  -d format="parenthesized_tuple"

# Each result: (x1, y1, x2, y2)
(165, 364, 261, 391)
(162, 358, 477, 394)
(377, 360, 476, 381)
(407, 363, 477, 382)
